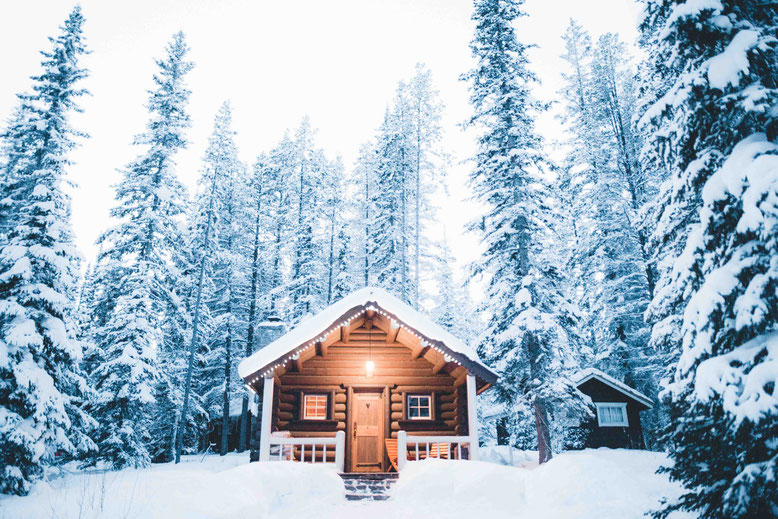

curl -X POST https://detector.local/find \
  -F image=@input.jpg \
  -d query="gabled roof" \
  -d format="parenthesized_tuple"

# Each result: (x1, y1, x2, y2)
(238, 286, 498, 385)
(573, 368, 654, 409)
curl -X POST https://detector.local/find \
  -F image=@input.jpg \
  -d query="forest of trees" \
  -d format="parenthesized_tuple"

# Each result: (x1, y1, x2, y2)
(1, 2, 775, 518)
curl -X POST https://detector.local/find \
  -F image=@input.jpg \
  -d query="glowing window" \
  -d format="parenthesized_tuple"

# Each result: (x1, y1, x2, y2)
(303, 394, 328, 420)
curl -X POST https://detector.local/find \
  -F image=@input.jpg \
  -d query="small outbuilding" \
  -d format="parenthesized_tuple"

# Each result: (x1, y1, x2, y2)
(573, 368, 653, 450)
(238, 287, 499, 473)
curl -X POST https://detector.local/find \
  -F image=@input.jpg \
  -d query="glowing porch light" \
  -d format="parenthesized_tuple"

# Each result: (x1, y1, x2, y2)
(365, 360, 375, 378)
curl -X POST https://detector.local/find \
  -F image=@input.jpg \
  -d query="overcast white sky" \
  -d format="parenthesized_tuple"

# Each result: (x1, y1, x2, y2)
(0, 0, 641, 276)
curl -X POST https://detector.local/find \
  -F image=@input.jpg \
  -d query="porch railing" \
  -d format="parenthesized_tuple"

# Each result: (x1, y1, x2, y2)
(267, 430, 345, 472)
(397, 430, 475, 470)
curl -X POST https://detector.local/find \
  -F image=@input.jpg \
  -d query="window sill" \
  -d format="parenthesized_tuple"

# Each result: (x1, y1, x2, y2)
(288, 419, 339, 431)
(398, 419, 449, 431)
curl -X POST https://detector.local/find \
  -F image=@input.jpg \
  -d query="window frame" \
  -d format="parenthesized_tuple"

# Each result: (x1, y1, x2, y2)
(406, 393, 433, 421)
(595, 402, 629, 427)
(302, 393, 329, 421)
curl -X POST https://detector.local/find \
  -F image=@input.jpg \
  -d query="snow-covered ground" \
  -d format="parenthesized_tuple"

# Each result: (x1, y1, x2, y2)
(1, 449, 694, 519)
(0, 454, 343, 519)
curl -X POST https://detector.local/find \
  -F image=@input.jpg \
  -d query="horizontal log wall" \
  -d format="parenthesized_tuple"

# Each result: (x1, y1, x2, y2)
(273, 386, 346, 438)
(388, 386, 462, 439)
(274, 326, 468, 443)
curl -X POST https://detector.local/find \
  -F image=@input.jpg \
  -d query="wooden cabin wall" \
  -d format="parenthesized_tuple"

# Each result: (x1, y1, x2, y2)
(576, 379, 647, 449)
(266, 322, 476, 468)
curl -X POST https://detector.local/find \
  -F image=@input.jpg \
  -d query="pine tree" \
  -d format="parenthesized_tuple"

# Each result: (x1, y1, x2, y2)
(0, 7, 95, 495)
(237, 155, 268, 452)
(287, 118, 328, 320)
(321, 157, 355, 304)
(370, 104, 415, 302)
(638, 2, 778, 517)
(462, 0, 588, 465)
(406, 64, 443, 306)
(201, 103, 248, 456)
(430, 232, 479, 344)
(89, 32, 193, 469)
(353, 141, 380, 288)
(556, 20, 661, 444)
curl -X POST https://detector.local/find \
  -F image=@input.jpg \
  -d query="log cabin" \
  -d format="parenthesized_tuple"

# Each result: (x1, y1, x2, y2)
(238, 287, 498, 473)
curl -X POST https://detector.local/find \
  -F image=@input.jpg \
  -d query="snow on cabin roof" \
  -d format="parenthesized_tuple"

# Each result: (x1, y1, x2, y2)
(573, 368, 654, 409)
(238, 286, 498, 384)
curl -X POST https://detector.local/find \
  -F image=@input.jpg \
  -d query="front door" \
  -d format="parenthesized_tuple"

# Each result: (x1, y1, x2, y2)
(351, 391, 384, 472)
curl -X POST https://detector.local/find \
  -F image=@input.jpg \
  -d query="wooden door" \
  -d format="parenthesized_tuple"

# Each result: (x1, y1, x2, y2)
(351, 391, 384, 472)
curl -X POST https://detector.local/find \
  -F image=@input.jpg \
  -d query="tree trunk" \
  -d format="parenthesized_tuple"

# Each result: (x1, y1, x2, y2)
(239, 188, 263, 452)
(534, 397, 552, 464)
(220, 326, 232, 456)
(414, 104, 421, 307)
(363, 159, 370, 286)
(174, 181, 216, 463)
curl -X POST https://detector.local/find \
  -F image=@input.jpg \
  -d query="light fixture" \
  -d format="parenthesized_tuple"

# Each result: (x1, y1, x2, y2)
(365, 360, 375, 378)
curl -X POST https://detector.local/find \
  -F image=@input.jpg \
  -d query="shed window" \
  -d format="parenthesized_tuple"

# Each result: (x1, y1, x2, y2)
(303, 394, 328, 420)
(407, 394, 432, 420)
(596, 403, 628, 427)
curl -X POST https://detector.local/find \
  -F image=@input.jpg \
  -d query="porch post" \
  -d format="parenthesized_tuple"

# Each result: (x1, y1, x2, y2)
(335, 430, 345, 472)
(398, 430, 408, 470)
(466, 373, 479, 461)
(259, 375, 274, 461)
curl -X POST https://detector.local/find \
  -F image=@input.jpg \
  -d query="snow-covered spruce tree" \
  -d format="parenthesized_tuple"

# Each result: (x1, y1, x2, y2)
(556, 21, 661, 445)
(238, 153, 274, 452)
(638, 2, 778, 517)
(199, 103, 249, 456)
(321, 156, 356, 304)
(286, 117, 331, 323)
(0, 6, 95, 495)
(0, 102, 37, 224)
(257, 132, 297, 319)
(353, 140, 380, 288)
(405, 64, 443, 306)
(89, 32, 193, 469)
(462, 0, 588, 464)
(430, 232, 479, 345)
(370, 103, 416, 304)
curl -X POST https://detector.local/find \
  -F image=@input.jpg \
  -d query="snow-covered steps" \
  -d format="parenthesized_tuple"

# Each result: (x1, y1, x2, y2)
(340, 472, 399, 501)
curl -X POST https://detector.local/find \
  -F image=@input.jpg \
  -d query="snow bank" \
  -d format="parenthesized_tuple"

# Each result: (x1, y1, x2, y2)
(389, 450, 692, 519)
(0, 455, 344, 519)
(393, 459, 529, 517)
(2, 451, 693, 519)
(479, 444, 538, 468)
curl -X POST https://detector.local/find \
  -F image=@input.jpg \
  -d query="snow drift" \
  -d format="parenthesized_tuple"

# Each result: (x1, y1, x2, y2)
(390, 449, 692, 519)
(0, 456, 344, 519)
(1, 450, 693, 519)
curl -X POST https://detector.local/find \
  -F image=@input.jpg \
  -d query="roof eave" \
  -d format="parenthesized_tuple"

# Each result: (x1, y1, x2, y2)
(240, 301, 499, 388)
(575, 373, 654, 409)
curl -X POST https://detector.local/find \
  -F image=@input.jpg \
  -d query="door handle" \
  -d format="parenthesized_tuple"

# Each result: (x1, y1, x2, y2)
(353, 423, 357, 439)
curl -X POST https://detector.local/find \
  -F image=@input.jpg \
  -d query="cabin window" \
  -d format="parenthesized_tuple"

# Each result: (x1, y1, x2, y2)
(596, 402, 628, 427)
(407, 394, 432, 420)
(303, 394, 328, 420)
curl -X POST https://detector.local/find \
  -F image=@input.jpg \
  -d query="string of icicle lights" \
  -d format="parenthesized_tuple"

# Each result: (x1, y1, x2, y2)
(245, 305, 461, 388)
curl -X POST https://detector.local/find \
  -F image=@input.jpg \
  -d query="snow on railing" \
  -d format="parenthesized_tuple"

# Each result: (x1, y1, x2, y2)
(268, 430, 345, 472)
(397, 430, 474, 470)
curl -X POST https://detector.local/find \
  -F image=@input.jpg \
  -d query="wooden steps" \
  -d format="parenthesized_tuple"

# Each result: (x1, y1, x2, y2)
(340, 472, 399, 501)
